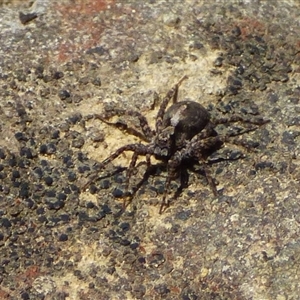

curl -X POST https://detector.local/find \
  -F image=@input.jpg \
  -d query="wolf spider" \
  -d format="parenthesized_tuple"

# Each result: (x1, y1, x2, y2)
(88, 76, 267, 213)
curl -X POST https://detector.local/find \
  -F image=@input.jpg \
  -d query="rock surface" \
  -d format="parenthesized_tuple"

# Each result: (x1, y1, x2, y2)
(0, 0, 300, 299)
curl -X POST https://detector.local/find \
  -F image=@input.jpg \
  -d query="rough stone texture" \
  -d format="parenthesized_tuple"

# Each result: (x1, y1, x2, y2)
(0, 0, 300, 299)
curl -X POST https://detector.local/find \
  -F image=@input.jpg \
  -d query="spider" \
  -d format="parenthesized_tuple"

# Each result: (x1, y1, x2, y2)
(87, 76, 268, 213)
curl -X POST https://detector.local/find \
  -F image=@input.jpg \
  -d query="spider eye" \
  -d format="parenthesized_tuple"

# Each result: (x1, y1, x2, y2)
(154, 146, 169, 157)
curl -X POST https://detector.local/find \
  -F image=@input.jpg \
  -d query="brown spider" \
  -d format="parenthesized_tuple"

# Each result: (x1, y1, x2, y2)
(87, 76, 267, 213)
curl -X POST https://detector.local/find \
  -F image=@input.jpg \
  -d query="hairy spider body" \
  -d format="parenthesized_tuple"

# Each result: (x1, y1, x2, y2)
(91, 76, 267, 213)
(163, 101, 210, 149)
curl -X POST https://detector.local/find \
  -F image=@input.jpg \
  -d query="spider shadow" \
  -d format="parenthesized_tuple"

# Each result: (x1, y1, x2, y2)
(81, 166, 127, 191)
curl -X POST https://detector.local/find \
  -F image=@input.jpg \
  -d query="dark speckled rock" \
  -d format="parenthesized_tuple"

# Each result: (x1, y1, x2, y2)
(0, 0, 300, 299)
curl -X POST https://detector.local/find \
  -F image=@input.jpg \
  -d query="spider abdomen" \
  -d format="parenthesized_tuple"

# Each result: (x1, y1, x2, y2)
(163, 100, 210, 148)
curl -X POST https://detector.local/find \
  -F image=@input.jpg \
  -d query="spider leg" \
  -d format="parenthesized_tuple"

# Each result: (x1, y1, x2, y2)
(215, 118, 267, 151)
(101, 143, 153, 209)
(127, 110, 155, 141)
(189, 128, 225, 157)
(123, 151, 139, 208)
(156, 75, 188, 134)
(201, 160, 218, 196)
(212, 115, 269, 151)
(100, 143, 148, 167)
(82, 144, 148, 190)
(213, 115, 269, 126)
(187, 135, 225, 196)
(223, 133, 260, 152)
(124, 153, 152, 200)
(159, 128, 226, 213)
(146, 153, 151, 163)
(160, 150, 184, 213)
(94, 110, 154, 142)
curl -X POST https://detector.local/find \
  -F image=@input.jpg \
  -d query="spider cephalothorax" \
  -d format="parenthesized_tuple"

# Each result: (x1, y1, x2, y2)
(87, 76, 267, 213)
